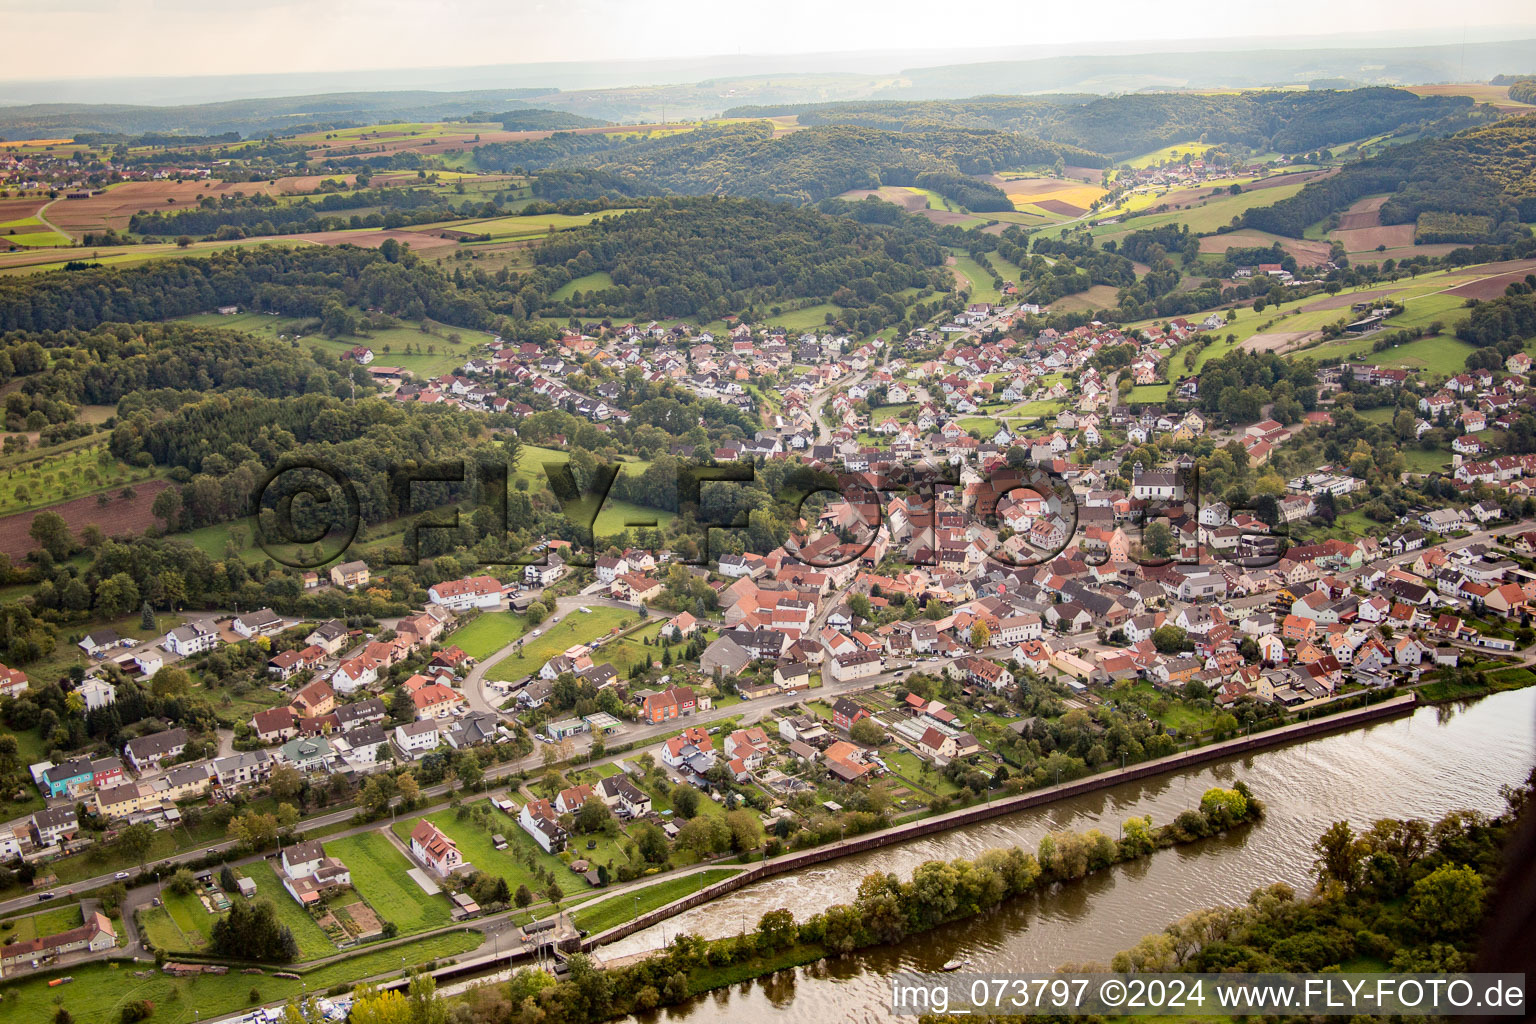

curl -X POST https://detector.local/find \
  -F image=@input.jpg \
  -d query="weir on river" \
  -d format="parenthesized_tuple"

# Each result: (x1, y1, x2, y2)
(604, 687, 1536, 1024)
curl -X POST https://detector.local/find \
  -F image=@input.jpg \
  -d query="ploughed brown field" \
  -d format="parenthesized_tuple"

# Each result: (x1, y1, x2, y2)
(1444, 259, 1536, 300)
(1197, 230, 1332, 267)
(1327, 195, 1417, 251)
(47, 175, 354, 238)
(1337, 195, 1387, 230)
(0, 480, 172, 560)
(0, 195, 49, 223)
(838, 187, 928, 212)
(1035, 198, 1084, 215)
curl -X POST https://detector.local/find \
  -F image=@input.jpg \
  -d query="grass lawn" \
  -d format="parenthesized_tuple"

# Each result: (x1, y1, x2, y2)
(178, 311, 486, 379)
(950, 254, 1003, 304)
(1, 932, 483, 1024)
(1012, 398, 1068, 418)
(391, 803, 628, 897)
(1124, 383, 1171, 403)
(0, 904, 81, 945)
(483, 605, 640, 682)
(0, 444, 165, 518)
(139, 887, 220, 952)
(239, 862, 337, 960)
(448, 611, 530, 661)
(514, 445, 671, 535)
(1299, 331, 1480, 378)
(324, 832, 450, 935)
(956, 417, 1003, 438)
(550, 271, 615, 300)
(1120, 681, 1217, 735)
(701, 301, 845, 336)
(572, 868, 738, 933)
(1400, 446, 1451, 473)
(882, 748, 959, 797)
(871, 403, 917, 425)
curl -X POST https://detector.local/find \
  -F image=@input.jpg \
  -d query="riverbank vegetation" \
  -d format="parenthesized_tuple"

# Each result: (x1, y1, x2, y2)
(408, 786, 1263, 1024)
(918, 771, 1533, 1024)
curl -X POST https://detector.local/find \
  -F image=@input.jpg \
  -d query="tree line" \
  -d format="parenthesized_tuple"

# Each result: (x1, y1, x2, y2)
(405, 787, 1262, 1024)
(1244, 113, 1536, 238)
(725, 88, 1473, 158)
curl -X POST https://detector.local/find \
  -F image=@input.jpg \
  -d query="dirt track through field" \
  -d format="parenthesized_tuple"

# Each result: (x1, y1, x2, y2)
(1301, 287, 1400, 312)
(1446, 263, 1536, 300)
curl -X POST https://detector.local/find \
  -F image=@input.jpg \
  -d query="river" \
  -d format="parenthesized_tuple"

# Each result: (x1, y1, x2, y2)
(607, 688, 1536, 1023)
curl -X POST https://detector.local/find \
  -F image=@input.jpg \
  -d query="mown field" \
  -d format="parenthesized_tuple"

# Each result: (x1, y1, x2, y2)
(572, 868, 738, 933)
(482, 605, 641, 682)
(0, 443, 161, 518)
(177, 311, 487, 379)
(950, 253, 1003, 304)
(423, 209, 636, 242)
(390, 802, 624, 901)
(0, 931, 483, 1024)
(1092, 182, 1307, 240)
(324, 832, 451, 936)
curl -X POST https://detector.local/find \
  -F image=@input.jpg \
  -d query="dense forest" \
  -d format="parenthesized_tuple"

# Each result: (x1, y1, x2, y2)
(1244, 114, 1536, 237)
(1195, 349, 1319, 426)
(0, 198, 961, 343)
(127, 186, 479, 238)
(0, 244, 499, 335)
(476, 122, 1103, 207)
(1455, 278, 1536, 347)
(480, 109, 607, 131)
(1, 321, 361, 428)
(724, 89, 1478, 158)
(517, 196, 947, 321)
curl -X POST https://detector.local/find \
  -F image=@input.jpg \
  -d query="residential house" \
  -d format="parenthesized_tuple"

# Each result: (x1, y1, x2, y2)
(330, 561, 370, 590)
(123, 728, 188, 773)
(410, 819, 465, 877)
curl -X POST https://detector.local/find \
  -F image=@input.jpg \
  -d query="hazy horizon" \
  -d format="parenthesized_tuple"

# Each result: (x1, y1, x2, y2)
(3, 0, 1535, 86)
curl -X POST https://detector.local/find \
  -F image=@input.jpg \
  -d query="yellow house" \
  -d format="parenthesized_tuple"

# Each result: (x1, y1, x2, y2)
(1050, 649, 1095, 680)
(95, 781, 150, 819)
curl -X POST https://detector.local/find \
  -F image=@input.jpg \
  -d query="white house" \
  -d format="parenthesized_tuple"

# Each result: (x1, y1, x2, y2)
(524, 554, 565, 586)
(392, 720, 440, 761)
(518, 798, 568, 854)
(409, 819, 464, 877)
(164, 622, 219, 656)
(232, 608, 284, 638)
(78, 677, 116, 711)
(426, 576, 505, 611)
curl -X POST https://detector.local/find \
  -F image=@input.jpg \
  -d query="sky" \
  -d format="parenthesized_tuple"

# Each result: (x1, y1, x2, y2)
(2, 0, 1535, 82)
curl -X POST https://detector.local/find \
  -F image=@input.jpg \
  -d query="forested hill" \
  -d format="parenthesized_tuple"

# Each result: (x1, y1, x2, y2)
(474, 123, 1105, 206)
(517, 196, 948, 323)
(1243, 113, 1536, 238)
(0, 198, 947, 337)
(723, 89, 1479, 158)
